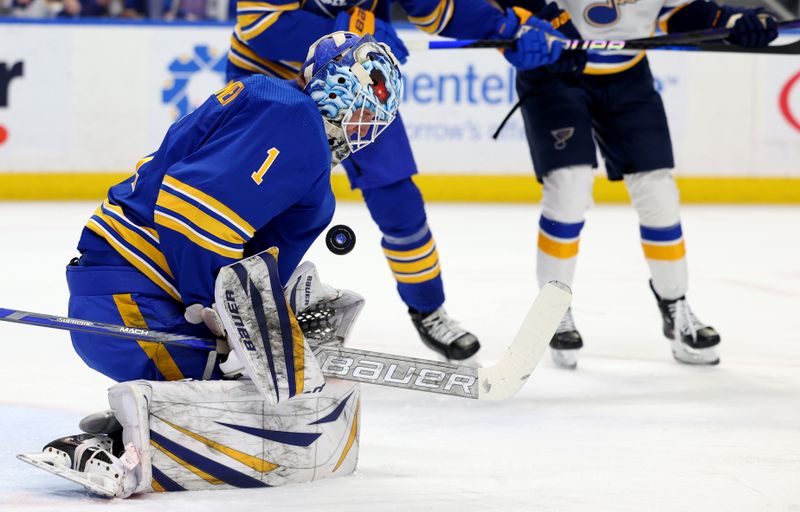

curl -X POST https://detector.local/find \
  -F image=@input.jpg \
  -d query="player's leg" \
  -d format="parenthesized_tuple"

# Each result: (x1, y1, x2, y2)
(590, 58, 720, 364)
(342, 113, 479, 361)
(19, 378, 360, 497)
(516, 68, 597, 369)
(66, 257, 221, 382)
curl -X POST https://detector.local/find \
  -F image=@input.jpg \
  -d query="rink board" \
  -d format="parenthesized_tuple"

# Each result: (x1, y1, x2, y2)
(0, 20, 799, 202)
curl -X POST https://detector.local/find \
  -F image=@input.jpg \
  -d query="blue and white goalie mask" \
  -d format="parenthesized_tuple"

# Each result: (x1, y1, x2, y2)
(302, 31, 403, 165)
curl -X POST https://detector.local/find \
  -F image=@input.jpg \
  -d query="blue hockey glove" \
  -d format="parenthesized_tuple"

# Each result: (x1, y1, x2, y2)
(721, 8, 778, 47)
(334, 8, 409, 64)
(535, 2, 586, 75)
(497, 7, 564, 70)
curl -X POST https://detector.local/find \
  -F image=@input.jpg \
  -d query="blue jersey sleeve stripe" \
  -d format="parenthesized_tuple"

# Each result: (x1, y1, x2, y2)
(153, 205, 245, 252)
(162, 175, 255, 237)
(101, 200, 160, 244)
(408, 0, 453, 34)
(94, 205, 174, 277)
(229, 34, 299, 79)
(640, 223, 683, 242)
(156, 188, 249, 245)
(539, 215, 585, 240)
(86, 218, 181, 301)
(238, 12, 283, 39)
(154, 210, 245, 260)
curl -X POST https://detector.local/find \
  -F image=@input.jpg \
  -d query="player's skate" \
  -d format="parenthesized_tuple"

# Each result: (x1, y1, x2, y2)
(17, 433, 129, 498)
(650, 281, 720, 365)
(550, 308, 583, 369)
(409, 307, 480, 361)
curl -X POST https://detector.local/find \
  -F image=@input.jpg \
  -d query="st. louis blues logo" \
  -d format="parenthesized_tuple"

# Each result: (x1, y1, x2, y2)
(551, 127, 575, 150)
(162, 45, 227, 120)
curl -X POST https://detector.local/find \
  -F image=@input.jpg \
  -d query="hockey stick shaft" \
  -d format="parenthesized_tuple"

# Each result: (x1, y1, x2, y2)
(0, 281, 571, 400)
(408, 19, 800, 53)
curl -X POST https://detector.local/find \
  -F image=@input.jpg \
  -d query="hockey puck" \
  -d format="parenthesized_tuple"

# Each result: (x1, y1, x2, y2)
(325, 224, 356, 255)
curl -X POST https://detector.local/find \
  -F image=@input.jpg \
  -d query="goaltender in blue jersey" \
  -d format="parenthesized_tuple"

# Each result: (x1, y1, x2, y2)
(67, 33, 406, 383)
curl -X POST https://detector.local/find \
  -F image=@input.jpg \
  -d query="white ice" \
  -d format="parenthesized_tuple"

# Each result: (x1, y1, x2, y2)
(1, 201, 799, 512)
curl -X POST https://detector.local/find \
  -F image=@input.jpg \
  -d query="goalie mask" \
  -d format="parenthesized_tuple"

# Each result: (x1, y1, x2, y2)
(301, 31, 403, 165)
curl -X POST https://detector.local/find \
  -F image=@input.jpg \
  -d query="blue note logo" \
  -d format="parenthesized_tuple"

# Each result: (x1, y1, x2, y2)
(162, 45, 227, 120)
(583, 0, 637, 26)
(551, 127, 575, 150)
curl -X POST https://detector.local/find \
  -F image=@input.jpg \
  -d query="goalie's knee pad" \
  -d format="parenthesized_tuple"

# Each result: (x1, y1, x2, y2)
(540, 165, 595, 223)
(623, 168, 681, 227)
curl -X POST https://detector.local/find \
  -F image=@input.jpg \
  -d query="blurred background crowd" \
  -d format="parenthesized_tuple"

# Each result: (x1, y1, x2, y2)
(1, 0, 796, 22)
(0, 0, 234, 20)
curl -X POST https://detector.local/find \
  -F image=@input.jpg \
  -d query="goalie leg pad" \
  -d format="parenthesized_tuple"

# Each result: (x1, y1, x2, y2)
(214, 248, 324, 404)
(115, 378, 361, 494)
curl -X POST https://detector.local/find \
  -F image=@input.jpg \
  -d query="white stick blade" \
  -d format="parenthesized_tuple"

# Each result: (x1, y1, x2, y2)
(477, 281, 572, 400)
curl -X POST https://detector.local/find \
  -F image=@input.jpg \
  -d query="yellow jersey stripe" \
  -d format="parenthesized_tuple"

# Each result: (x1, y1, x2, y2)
(333, 399, 360, 472)
(240, 12, 282, 39)
(95, 206, 173, 277)
(86, 219, 181, 301)
(642, 241, 686, 260)
(151, 479, 166, 492)
(158, 418, 279, 473)
(156, 189, 247, 246)
(135, 155, 155, 171)
(393, 262, 441, 284)
(238, 0, 298, 10)
(102, 200, 159, 242)
(154, 211, 244, 260)
(112, 293, 185, 381)
(387, 251, 438, 274)
(584, 51, 645, 76)
(229, 35, 297, 79)
(150, 439, 224, 485)
(408, 0, 445, 26)
(538, 232, 580, 259)
(162, 175, 255, 237)
(382, 238, 436, 261)
(658, 2, 690, 33)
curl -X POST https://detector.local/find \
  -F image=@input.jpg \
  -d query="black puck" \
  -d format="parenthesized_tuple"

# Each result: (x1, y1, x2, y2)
(325, 224, 356, 255)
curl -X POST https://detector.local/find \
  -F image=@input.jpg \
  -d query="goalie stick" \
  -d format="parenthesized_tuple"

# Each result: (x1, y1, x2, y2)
(406, 19, 800, 54)
(0, 281, 571, 400)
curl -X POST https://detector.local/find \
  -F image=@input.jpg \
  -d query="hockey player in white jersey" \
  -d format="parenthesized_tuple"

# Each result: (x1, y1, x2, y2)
(502, 0, 777, 367)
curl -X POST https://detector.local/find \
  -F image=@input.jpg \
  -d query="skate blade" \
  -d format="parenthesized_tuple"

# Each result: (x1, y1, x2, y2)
(551, 348, 578, 369)
(17, 453, 118, 498)
(670, 341, 720, 366)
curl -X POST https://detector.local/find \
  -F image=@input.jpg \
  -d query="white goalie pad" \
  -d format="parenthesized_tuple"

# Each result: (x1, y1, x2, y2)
(18, 378, 361, 498)
(214, 248, 325, 404)
(118, 378, 360, 494)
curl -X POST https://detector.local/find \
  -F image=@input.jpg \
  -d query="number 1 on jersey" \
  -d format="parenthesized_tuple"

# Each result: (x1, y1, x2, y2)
(251, 147, 280, 185)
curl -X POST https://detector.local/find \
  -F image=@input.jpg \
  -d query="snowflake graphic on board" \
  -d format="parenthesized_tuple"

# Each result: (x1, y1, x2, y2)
(162, 45, 228, 119)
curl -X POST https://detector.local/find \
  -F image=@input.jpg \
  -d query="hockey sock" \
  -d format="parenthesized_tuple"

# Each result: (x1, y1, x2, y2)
(625, 169, 688, 300)
(537, 165, 594, 289)
(362, 179, 445, 313)
(537, 215, 584, 289)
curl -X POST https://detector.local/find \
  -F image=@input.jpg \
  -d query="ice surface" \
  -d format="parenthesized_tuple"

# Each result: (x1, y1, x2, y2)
(1, 201, 799, 511)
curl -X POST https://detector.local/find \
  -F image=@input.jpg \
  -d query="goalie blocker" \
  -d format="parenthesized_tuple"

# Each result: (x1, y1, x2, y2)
(18, 378, 361, 498)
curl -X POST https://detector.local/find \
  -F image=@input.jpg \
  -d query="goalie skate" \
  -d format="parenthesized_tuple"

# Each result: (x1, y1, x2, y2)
(17, 434, 125, 498)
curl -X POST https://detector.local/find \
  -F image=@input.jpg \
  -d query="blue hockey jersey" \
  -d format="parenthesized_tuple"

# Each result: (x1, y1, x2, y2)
(227, 0, 509, 80)
(77, 75, 334, 308)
